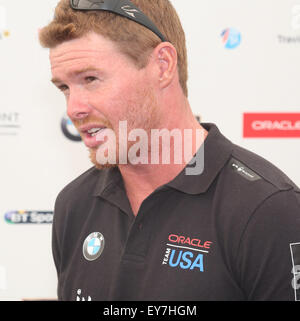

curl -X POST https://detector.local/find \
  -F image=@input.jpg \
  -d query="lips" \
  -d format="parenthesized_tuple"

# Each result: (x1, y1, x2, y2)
(79, 124, 109, 148)
(87, 127, 103, 137)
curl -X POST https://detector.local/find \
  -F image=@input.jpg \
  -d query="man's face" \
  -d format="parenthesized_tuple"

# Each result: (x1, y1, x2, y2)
(50, 32, 161, 168)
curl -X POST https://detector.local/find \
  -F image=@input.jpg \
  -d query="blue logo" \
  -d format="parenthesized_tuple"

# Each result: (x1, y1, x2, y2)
(88, 238, 101, 255)
(61, 114, 82, 142)
(221, 28, 242, 49)
(83, 232, 105, 261)
(163, 248, 204, 272)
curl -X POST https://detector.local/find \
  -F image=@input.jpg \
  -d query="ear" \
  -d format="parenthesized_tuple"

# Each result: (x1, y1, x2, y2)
(152, 42, 178, 91)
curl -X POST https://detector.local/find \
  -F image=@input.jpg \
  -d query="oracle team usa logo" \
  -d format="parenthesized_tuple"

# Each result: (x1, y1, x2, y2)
(162, 233, 213, 272)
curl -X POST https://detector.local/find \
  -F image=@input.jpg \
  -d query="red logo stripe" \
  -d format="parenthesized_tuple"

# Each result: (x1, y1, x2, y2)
(243, 113, 300, 138)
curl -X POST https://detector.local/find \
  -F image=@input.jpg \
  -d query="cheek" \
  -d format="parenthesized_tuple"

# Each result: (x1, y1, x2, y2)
(91, 71, 149, 126)
(102, 82, 141, 117)
(88, 84, 124, 122)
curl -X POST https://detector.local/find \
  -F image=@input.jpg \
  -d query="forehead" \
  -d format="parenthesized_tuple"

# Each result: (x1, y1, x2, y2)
(49, 32, 124, 70)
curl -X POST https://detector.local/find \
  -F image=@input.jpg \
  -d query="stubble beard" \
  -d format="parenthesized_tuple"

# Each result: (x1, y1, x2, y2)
(89, 87, 160, 170)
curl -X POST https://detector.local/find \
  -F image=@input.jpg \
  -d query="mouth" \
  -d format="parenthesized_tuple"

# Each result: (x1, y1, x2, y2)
(79, 125, 109, 148)
(86, 127, 106, 137)
(79, 124, 108, 136)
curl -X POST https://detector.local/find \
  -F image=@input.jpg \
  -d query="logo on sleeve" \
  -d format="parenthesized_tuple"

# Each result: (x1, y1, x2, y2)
(230, 158, 261, 182)
(83, 232, 105, 262)
(162, 234, 213, 272)
(290, 242, 300, 301)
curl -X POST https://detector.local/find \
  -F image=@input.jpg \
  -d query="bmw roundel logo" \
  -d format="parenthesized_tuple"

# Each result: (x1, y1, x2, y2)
(83, 232, 105, 261)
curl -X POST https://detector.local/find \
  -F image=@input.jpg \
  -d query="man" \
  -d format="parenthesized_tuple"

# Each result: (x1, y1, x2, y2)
(40, 0, 300, 301)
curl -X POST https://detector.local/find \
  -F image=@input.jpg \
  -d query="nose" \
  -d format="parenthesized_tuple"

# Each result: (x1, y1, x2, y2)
(66, 89, 91, 120)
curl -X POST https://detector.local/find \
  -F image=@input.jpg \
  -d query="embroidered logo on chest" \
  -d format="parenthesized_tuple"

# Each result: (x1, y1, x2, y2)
(162, 234, 213, 272)
(83, 232, 105, 261)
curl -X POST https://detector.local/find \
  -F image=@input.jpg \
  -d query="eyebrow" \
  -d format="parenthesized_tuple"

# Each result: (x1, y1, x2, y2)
(51, 67, 100, 84)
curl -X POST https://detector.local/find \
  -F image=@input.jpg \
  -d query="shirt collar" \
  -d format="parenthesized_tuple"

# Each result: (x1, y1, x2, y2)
(93, 166, 133, 215)
(165, 123, 234, 194)
(93, 123, 234, 199)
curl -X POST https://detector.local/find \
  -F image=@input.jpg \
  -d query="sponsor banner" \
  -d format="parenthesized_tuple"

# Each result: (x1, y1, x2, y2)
(4, 210, 53, 224)
(243, 113, 300, 138)
(221, 28, 241, 49)
(0, 112, 20, 136)
(61, 114, 82, 142)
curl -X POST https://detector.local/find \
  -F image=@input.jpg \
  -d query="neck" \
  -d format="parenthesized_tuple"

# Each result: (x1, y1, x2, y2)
(119, 99, 207, 216)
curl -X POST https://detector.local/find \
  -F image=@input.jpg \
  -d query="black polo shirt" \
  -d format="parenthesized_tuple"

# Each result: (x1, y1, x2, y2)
(53, 123, 300, 301)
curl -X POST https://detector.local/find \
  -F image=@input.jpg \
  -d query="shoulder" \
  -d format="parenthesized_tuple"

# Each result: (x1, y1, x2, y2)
(53, 166, 119, 225)
(213, 141, 300, 248)
(230, 144, 300, 233)
(52, 166, 113, 240)
(53, 166, 117, 224)
(55, 166, 100, 207)
(217, 143, 300, 210)
(231, 143, 300, 213)
(231, 144, 300, 193)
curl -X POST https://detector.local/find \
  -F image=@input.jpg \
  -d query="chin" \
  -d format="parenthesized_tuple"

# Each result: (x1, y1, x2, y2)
(88, 148, 118, 170)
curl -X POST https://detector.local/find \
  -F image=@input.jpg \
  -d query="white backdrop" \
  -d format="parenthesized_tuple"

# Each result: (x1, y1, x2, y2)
(0, 0, 299, 300)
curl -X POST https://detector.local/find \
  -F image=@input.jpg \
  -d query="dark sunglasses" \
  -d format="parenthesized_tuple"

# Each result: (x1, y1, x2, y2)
(70, 0, 167, 42)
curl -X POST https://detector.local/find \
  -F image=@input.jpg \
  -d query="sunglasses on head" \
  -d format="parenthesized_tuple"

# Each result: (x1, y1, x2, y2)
(70, 0, 167, 42)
